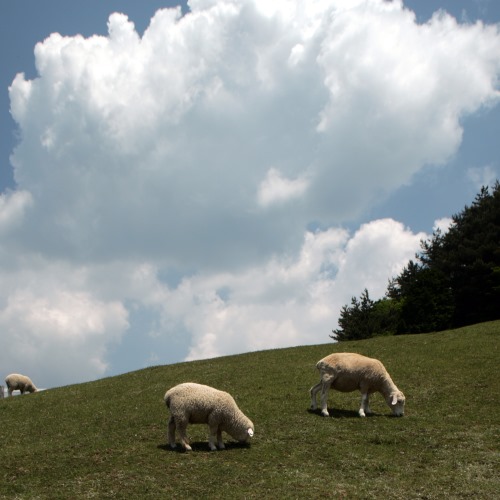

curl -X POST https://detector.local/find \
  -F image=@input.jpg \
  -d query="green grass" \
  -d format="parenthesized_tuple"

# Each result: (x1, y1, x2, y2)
(1, 321, 499, 499)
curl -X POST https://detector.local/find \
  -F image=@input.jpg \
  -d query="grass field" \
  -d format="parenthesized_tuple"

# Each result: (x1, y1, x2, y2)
(1, 321, 499, 499)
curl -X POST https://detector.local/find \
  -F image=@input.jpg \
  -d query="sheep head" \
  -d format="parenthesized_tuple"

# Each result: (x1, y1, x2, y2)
(234, 424, 254, 443)
(389, 390, 405, 416)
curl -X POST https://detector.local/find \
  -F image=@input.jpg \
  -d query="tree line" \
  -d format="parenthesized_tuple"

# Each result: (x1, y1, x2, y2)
(332, 181, 500, 341)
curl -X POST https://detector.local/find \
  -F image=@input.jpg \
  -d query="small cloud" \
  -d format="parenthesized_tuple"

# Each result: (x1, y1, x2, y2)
(146, 352, 159, 366)
(473, 0, 490, 17)
(433, 217, 454, 234)
(257, 168, 309, 207)
(467, 165, 498, 189)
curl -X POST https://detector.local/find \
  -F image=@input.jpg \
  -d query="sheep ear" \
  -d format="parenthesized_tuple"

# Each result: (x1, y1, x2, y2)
(391, 394, 398, 405)
(247, 428, 254, 437)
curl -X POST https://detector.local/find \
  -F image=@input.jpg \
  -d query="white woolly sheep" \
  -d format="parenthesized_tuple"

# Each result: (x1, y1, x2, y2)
(310, 353, 405, 417)
(5, 373, 38, 396)
(164, 382, 254, 451)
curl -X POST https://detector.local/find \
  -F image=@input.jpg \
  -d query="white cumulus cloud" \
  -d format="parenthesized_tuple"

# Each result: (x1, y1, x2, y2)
(177, 219, 424, 361)
(257, 167, 309, 207)
(433, 217, 454, 234)
(9, 1, 500, 265)
(0, 282, 128, 387)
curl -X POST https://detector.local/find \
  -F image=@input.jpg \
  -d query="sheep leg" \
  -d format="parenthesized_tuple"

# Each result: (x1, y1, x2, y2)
(208, 435, 217, 451)
(359, 393, 371, 417)
(216, 428, 225, 450)
(207, 420, 224, 450)
(167, 416, 177, 449)
(177, 420, 192, 451)
(310, 382, 322, 410)
(319, 375, 334, 417)
(207, 425, 218, 451)
(207, 417, 216, 450)
(364, 393, 373, 415)
(319, 383, 330, 417)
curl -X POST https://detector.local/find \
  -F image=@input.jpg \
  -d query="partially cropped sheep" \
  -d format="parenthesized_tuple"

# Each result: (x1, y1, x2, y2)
(164, 382, 254, 451)
(310, 353, 405, 417)
(5, 373, 38, 396)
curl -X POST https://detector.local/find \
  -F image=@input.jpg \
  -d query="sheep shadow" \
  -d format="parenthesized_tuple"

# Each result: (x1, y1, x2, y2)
(307, 408, 372, 418)
(157, 441, 251, 453)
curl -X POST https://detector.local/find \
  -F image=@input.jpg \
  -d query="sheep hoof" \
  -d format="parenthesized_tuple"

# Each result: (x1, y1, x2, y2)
(184, 444, 193, 451)
(321, 410, 329, 417)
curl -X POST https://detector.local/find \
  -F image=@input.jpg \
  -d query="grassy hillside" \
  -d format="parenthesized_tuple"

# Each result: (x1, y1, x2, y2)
(1, 321, 499, 499)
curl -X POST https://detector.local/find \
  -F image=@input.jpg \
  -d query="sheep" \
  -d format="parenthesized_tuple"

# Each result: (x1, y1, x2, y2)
(5, 373, 38, 396)
(164, 382, 254, 451)
(310, 353, 405, 417)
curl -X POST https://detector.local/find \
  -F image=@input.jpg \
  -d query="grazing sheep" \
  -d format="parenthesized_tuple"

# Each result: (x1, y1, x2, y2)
(5, 373, 38, 396)
(164, 382, 254, 451)
(310, 353, 405, 417)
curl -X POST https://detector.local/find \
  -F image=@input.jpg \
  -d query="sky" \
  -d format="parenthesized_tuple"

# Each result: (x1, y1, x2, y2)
(0, 0, 499, 390)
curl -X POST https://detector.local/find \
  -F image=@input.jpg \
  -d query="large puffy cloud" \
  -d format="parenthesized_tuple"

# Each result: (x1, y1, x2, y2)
(0, 217, 423, 388)
(174, 218, 425, 360)
(9, 0, 500, 266)
(0, 268, 129, 388)
(3, 0, 500, 387)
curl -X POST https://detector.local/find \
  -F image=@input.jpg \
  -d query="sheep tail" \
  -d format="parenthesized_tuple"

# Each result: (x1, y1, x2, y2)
(316, 360, 326, 371)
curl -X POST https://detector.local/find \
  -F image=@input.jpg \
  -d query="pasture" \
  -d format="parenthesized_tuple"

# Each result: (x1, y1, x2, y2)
(1, 321, 498, 498)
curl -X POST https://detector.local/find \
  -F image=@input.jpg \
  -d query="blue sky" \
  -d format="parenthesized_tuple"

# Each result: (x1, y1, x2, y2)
(1, 0, 499, 390)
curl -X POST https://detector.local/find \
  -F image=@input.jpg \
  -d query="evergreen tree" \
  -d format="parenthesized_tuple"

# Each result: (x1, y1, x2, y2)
(331, 290, 402, 341)
(435, 183, 500, 326)
(371, 297, 402, 336)
(332, 182, 500, 341)
(387, 259, 454, 333)
(331, 289, 375, 341)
